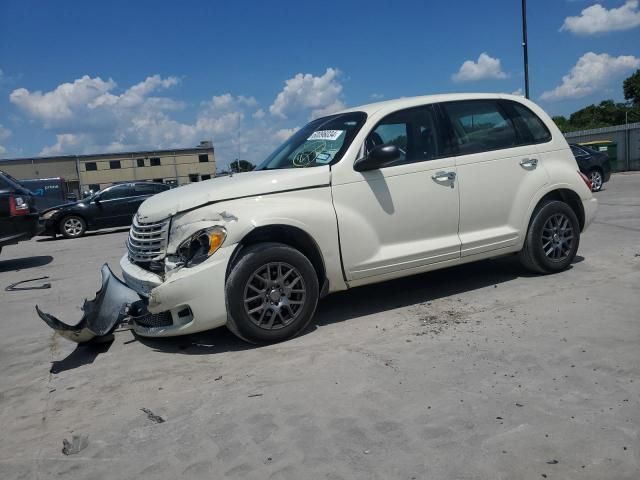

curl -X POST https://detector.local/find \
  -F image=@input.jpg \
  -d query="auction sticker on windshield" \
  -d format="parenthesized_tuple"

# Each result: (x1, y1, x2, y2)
(307, 130, 344, 141)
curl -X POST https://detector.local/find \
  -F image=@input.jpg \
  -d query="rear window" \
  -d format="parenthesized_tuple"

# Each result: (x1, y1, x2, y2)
(504, 101, 552, 144)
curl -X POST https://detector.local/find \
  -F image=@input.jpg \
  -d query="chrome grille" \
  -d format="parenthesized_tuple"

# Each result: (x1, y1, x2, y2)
(127, 216, 170, 263)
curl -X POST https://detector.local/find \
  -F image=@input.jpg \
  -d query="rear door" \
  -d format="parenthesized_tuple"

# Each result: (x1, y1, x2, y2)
(441, 99, 549, 257)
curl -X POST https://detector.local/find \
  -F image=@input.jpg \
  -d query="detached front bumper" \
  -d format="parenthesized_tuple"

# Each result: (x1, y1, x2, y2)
(120, 244, 235, 337)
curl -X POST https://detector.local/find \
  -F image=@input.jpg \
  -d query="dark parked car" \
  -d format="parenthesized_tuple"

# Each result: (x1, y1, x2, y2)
(0, 171, 41, 254)
(41, 182, 170, 238)
(570, 144, 611, 192)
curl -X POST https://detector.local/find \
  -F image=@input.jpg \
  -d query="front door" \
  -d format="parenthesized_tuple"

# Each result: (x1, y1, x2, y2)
(332, 104, 461, 284)
(93, 184, 134, 227)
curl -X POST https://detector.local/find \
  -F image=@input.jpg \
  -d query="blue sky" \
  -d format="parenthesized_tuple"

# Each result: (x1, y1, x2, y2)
(0, 0, 639, 167)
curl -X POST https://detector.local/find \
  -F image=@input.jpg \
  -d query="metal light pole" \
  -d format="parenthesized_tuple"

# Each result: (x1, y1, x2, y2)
(521, 0, 530, 99)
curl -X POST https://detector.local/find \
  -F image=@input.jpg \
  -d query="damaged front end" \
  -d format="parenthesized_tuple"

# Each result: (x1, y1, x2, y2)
(36, 264, 141, 344)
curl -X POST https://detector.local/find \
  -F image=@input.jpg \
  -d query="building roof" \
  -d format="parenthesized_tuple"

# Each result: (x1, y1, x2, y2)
(0, 143, 214, 163)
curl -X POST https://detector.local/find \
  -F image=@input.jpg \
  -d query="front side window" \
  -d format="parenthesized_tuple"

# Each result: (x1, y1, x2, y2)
(443, 100, 517, 155)
(365, 105, 448, 165)
(256, 112, 367, 170)
(99, 184, 131, 200)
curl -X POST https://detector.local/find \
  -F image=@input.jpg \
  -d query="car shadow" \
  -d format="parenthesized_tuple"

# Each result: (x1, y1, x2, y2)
(0, 255, 53, 273)
(134, 254, 585, 354)
(49, 339, 114, 374)
(37, 227, 130, 242)
(134, 327, 252, 355)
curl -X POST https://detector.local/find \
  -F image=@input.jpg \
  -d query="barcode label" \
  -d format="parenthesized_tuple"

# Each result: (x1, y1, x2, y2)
(307, 130, 344, 141)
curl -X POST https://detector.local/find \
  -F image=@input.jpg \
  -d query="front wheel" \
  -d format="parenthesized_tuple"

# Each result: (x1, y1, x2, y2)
(60, 215, 86, 239)
(226, 242, 319, 344)
(519, 200, 580, 274)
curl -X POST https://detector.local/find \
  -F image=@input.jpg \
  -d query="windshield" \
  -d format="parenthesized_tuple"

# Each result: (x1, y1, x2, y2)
(256, 112, 367, 170)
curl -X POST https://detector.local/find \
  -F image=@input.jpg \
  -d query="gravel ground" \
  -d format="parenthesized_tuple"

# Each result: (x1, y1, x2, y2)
(0, 173, 639, 479)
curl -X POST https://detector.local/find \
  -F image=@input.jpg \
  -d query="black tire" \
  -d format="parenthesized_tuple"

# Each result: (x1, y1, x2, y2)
(59, 215, 86, 239)
(519, 200, 580, 274)
(588, 168, 603, 192)
(226, 242, 319, 344)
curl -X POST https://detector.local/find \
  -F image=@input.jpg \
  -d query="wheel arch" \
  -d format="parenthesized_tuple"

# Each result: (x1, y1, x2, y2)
(227, 224, 328, 294)
(57, 212, 88, 233)
(529, 188, 585, 231)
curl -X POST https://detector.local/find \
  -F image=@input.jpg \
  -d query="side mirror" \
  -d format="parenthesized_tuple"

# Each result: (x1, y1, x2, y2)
(354, 144, 401, 172)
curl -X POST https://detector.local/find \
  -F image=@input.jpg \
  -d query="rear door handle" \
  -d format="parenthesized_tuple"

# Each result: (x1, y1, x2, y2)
(432, 171, 456, 182)
(519, 158, 538, 169)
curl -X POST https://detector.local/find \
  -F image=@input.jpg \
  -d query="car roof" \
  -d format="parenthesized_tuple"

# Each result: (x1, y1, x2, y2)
(335, 93, 528, 116)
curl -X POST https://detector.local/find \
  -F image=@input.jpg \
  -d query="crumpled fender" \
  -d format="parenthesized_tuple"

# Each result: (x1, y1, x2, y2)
(36, 264, 140, 344)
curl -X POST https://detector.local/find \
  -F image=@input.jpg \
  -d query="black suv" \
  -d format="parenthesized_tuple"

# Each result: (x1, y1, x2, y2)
(0, 170, 41, 254)
(41, 182, 170, 238)
(569, 144, 611, 192)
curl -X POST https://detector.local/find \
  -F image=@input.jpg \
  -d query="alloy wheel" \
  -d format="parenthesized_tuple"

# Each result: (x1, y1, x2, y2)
(541, 213, 574, 261)
(589, 171, 603, 191)
(63, 218, 83, 237)
(243, 262, 306, 330)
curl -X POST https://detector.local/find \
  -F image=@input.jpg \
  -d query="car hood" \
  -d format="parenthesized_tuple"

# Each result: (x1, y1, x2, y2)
(42, 200, 87, 213)
(136, 167, 331, 223)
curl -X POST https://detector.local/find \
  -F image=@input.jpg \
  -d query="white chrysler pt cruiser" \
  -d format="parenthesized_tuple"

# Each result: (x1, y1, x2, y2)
(38, 93, 597, 344)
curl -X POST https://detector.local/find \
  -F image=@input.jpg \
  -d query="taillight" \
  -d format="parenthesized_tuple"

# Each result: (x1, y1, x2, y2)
(578, 171, 592, 191)
(9, 196, 29, 216)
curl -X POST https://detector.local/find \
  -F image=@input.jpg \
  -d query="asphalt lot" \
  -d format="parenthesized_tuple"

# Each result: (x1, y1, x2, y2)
(1, 174, 639, 479)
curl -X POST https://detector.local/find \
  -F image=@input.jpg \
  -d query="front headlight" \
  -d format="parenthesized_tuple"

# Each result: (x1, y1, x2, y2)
(176, 226, 226, 267)
(41, 209, 60, 220)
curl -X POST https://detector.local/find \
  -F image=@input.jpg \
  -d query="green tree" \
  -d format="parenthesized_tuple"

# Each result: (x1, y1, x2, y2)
(229, 159, 256, 173)
(623, 69, 640, 105)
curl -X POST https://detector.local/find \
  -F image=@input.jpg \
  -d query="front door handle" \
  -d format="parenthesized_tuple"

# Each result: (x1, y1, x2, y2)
(519, 158, 538, 169)
(432, 171, 456, 182)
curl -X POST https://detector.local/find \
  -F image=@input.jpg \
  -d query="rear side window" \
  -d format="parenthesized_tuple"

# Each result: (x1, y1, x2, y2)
(153, 183, 169, 193)
(442, 100, 517, 155)
(366, 105, 452, 165)
(100, 184, 132, 200)
(504, 101, 551, 144)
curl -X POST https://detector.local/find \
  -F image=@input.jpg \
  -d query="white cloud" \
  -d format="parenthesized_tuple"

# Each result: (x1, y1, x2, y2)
(452, 53, 508, 83)
(0, 124, 11, 141)
(511, 88, 524, 96)
(9, 68, 349, 168)
(561, 1, 640, 35)
(370, 93, 385, 100)
(274, 127, 298, 142)
(540, 52, 640, 101)
(269, 68, 345, 119)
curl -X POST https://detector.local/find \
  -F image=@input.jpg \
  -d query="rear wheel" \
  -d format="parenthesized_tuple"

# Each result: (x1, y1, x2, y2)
(588, 169, 603, 192)
(226, 242, 319, 344)
(519, 200, 580, 274)
(60, 215, 86, 239)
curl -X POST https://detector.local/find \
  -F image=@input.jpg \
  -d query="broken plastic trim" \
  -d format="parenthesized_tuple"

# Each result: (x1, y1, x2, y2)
(36, 264, 140, 344)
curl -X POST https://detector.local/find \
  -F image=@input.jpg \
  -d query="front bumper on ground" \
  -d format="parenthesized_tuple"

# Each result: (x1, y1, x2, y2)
(120, 244, 235, 337)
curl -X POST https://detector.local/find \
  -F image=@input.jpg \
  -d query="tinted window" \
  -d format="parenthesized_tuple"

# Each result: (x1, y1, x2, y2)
(506, 102, 552, 144)
(201, 174, 211, 180)
(109, 160, 121, 169)
(132, 183, 157, 196)
(366, 105, 449, 166)
(154, 183, 169, 193)
(100, 184, 131, 200)
(150, 157, 161, 166)
(443, 100, 517, 155)
(570, 145, 587, 157)
(189, 174, 199, 182)
(137, 158, 145, 167)
(198, 154, 209, 163)
(85, 162, 97, 171)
